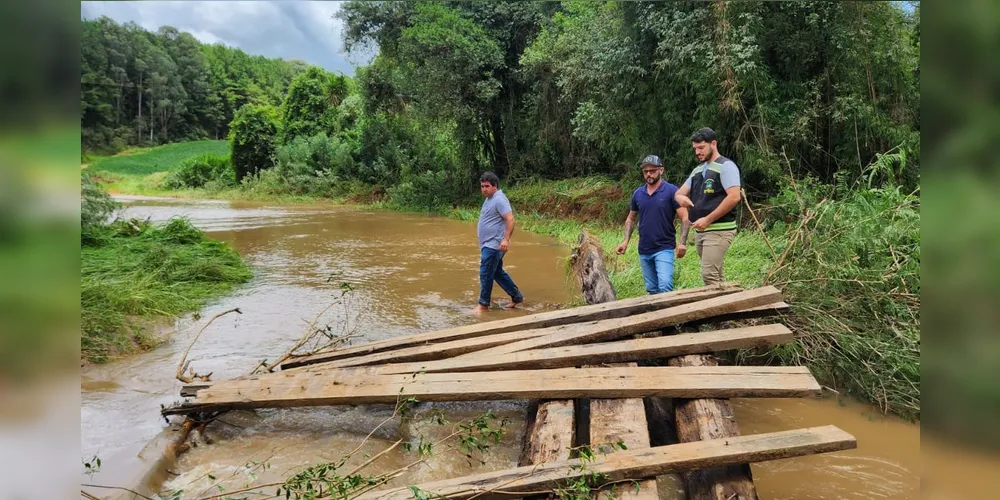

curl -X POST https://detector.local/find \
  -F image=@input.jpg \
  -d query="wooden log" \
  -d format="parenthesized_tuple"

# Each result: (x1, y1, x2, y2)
(162, 365, 822, 416)
(280, 283, 742, 369)
(590, 363, 659, 500)
(353, 426, 857, 500)
(518, 400, 575, 466)
(458, 286, 783, 360)
(668, 353, 759, 500)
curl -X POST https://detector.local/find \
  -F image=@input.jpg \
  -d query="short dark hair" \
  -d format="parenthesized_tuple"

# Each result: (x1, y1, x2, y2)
(479, 171, 499, 187)
(691, 127, 717, 143)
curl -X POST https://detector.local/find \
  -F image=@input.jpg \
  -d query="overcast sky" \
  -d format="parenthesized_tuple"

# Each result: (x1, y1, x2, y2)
(81, 1, 373, 76)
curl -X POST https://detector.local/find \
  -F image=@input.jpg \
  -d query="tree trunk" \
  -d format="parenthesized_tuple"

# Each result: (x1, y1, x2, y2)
(137, 74, 143, 143)
(572, 231, 660, 499)
(667, 351, 759, 500)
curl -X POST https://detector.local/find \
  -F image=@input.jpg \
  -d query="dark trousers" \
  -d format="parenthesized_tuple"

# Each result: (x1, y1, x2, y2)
(478, 247, 523, 307)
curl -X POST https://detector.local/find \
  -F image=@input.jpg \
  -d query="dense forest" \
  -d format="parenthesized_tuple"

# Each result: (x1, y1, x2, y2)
(82, 1, 919, 203)
(81, 16, 313, 151)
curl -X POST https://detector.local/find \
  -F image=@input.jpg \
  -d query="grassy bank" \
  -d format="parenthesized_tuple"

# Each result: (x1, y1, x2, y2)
(81, 174, 253, 363)
(90, 142, 919, 420)
(85, 140, 229, 174)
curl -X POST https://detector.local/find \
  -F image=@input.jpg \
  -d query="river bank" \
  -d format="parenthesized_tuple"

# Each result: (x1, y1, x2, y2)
(84, 148, 918, 421)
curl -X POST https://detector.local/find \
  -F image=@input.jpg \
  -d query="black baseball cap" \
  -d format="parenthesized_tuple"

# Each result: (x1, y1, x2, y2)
(640, 155, 663, 168)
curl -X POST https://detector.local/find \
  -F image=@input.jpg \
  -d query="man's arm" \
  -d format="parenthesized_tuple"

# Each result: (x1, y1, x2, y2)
(675, 183, 694, 208)
(677, 206, 691, 248)
(616, 210, 638, 255)
(499, 212, 515, 252)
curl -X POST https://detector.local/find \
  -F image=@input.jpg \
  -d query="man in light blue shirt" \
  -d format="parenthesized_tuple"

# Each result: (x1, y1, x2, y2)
(473, 171, 524, 314)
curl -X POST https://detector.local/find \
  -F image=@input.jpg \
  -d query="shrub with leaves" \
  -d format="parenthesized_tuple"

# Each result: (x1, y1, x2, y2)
(81, 172, 121, 240)
(229, 103, 280, 181)
(759, 169, 920, 419)
(164, 152, 236, 189)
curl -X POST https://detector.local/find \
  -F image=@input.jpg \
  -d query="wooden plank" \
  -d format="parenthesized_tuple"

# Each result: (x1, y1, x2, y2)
(518, 400, 575, 466)
(286, 290, 780, 373)
(372, 324, 793, 375)
(179, 322, 794, 396)
(668, 353, 758, 500)
(279, 283, 742, 369)
(457, 286, 783, 360)
(589, 363, 659, 500)
(290, 327, 554, 370)
(685, 301, 790, 328)
(162, 366, 821, 415)
(353, 426, 857, 500)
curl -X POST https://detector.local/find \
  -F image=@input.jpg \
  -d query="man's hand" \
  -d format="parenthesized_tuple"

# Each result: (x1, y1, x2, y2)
(500, 239, 510, 253)
(616, 241, 628, 255)
(692, 217, 711, 231)
(676, 194, 694, 208)
(676, 244, 687, 259)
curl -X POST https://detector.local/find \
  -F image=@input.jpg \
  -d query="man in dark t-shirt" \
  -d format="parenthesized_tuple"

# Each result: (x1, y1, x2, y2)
(616, 155, 689, 294)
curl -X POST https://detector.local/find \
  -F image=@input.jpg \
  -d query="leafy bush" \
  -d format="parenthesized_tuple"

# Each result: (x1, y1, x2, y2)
(81, 173, 121, 245)
(759, 179, 920, 419)
(388, 170, 461, 211)
(164, 152, 235, 189)
(229, 103, 280, 181)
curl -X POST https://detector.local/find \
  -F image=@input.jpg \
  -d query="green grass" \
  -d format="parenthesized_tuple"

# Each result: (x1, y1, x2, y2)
(87, 140, 229, 175)
(81, 218, 253, 363)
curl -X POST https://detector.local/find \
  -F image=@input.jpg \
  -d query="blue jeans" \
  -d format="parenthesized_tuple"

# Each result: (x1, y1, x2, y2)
(638, 248, 675, 294)
(479, 247, 524, 307)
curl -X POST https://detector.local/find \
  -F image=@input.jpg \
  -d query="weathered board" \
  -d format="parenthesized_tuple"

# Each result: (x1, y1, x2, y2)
(164, 366, 821, 415)
(286, 288, 780, 373)
(457, 286, 783, 360)
(353, 426, 857, 500)
(518, 399, 575, 466)
(280, 284, 742, 369)
(372, 324, 793, 375)
(178, 325, 794, 397)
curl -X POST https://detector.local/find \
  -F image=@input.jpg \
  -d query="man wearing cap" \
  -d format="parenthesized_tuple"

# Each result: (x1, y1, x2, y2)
(675, 127, 742, 285)
(616, 155, 688, 294)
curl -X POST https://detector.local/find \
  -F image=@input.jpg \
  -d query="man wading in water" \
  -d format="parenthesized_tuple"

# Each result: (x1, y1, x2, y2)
(472, 172, 524, 314)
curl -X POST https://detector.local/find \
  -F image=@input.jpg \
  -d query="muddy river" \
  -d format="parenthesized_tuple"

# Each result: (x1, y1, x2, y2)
(81, 197, 919, 499)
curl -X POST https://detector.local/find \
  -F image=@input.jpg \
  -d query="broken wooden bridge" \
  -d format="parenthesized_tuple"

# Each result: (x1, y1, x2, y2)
(163, 266, 856, 499)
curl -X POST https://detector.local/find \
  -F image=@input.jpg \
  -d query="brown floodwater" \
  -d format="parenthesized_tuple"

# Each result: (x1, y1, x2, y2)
(81, 196, 920, 499)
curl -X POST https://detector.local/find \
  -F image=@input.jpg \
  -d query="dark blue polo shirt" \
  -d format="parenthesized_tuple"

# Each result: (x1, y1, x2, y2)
(630, 181, 681, 255)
